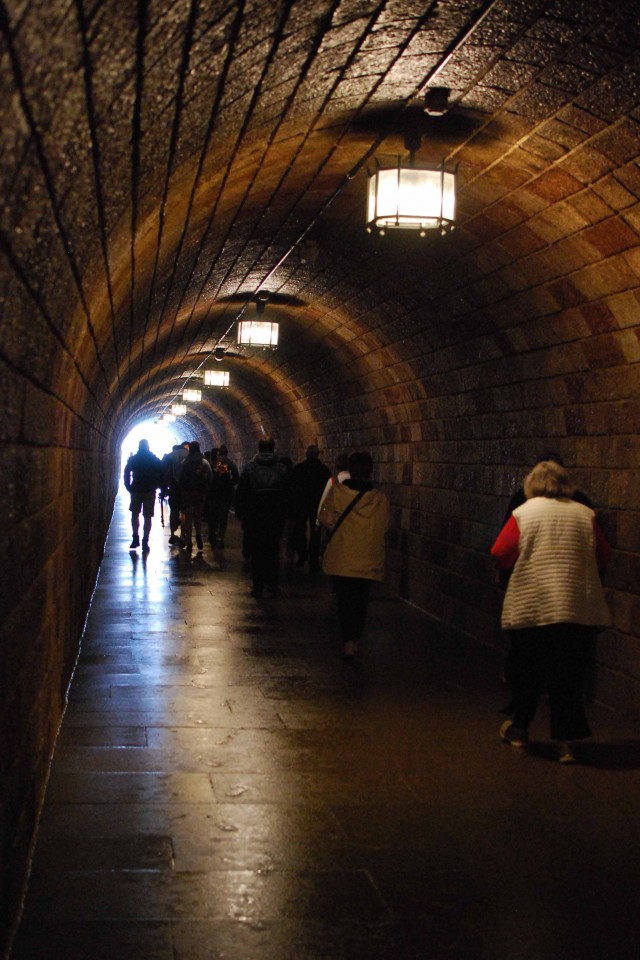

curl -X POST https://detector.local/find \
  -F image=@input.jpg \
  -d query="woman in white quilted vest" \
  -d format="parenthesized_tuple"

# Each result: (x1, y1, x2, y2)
(491, 460, 611, 764)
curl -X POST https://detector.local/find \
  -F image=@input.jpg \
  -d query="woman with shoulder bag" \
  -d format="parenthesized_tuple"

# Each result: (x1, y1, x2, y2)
(318, 451, 389, 659)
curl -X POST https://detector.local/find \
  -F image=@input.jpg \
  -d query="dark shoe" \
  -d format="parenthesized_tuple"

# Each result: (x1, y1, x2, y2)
(129, 537, 140, 549)
(142, 540, 150, 552)
(196, 535, 203, 551)
(185, 543, 193, 555)
(499, 720, 528, 747)
(169, 534, 178, 545)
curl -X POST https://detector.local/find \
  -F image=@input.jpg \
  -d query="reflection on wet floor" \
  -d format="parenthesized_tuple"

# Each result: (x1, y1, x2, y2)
(11, 492, 640, 959)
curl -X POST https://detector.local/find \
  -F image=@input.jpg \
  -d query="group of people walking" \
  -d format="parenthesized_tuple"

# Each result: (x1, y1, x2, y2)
(123, 439, 239, 555)
(124, 438, 613, 763)
(122, 437, 391, 658)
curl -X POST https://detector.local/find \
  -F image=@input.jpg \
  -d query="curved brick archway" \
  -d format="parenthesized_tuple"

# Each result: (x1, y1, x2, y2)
(2, 0, 640, 947)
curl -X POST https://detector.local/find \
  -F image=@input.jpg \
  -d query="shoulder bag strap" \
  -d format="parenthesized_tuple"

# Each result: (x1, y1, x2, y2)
(325, 489, 367, 543)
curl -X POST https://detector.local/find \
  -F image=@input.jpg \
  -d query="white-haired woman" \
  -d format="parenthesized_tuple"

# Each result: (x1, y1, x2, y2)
(491, 461, 611, 763)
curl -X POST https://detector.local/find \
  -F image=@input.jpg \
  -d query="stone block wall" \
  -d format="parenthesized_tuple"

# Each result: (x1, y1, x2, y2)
(0, 413, 116, 953)
(2, 0, 640, 953)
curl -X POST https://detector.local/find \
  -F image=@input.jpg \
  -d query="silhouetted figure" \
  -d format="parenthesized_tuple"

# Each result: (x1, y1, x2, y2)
(161, 442, 189, 545)
(290, 444, 331, 574)
(318, 451, 389, 659)
(208, 445, 239, 548)
(235, 438, 288, 598)
(178, 441, 212, 555)
(123, 439, 164, 551)
(491, 460, 611, 764)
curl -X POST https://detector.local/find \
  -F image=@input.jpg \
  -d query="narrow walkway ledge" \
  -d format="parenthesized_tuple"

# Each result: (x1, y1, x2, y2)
(11, 493, 640, 960)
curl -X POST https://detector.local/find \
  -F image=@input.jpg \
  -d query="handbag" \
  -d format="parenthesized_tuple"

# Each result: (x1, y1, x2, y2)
(325, 489, 367, 544)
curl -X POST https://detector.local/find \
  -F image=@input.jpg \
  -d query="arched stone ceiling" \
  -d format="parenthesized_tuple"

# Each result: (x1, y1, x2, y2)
(1, 0, 639, 451)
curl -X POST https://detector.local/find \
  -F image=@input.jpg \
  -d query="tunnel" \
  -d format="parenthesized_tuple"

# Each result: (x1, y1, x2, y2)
(2, 0, 640, 954)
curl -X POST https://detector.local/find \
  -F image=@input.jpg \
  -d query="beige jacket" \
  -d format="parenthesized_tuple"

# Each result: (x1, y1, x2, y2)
(318, 482, 389, 581)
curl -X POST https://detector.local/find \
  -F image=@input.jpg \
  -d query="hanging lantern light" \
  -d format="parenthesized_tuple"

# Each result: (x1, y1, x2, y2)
(204, 369, 230, 387)
(183, 388, 202, 402)
(171, 403, 187, 416)
(366, 158, 456, 236)
(237, 319, 279, 347)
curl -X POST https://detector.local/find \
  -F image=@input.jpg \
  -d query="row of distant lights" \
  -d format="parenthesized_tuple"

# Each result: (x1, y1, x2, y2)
(161, 319, 279, 422)
(162, 104, 456, 422)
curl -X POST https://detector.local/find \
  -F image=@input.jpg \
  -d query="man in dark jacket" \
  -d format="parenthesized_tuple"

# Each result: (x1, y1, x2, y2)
(123, 439, 164, 550)
(290, 444, 331, 574)
(235, 438, 288, 598)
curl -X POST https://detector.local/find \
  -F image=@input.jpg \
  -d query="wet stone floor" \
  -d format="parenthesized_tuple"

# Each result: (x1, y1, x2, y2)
(11, 492, 640, 959)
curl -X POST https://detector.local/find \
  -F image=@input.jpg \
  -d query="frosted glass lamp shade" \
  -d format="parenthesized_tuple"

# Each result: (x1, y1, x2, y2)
(183, 388, 202, 402)
(204, 370, 230, 387)
(367, 162, 455, 234)
(237, 319, 279, 346)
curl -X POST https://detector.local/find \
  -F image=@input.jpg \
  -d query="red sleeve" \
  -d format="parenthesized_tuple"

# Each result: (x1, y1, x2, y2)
(491, 515, 520, 571)
(593, 519, 611, 573)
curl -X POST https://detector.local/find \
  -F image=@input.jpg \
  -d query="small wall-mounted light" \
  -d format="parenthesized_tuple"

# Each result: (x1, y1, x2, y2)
(237, 319, 279, 347)
(204, 370, 230, 387)
(183, 388, 202, 402)
(172, 403, 187, 416)
(162, 413, 176, 423)
(366, 158, 456, 236)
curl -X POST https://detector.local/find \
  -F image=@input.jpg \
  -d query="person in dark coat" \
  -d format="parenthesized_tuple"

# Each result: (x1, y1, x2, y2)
(123, 439, 164, 551)
(161, 441, 189, 545)
(290, 444, 331, 574)
(178, 441, 212, 555)
(208, 445, 239, 548)
(235, 438, 288, 598)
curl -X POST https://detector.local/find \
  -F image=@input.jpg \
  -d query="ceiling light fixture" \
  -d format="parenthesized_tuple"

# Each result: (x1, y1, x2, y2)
(237, 292, 279, 347)
(366, 121, 456, 237)
(204, 370, 230, 387)
(182, 388, 201, 402)
(171, 403, 187, 416)
(367, 158, 456, 236)
(237, 319, 279, 347)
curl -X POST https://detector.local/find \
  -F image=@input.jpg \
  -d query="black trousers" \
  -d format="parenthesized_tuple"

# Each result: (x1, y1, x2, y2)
(246, 516, 283, 592)
(508, 623, 595, 741)
(332, 576, 372, 645)
(292, 508, 322, 569)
